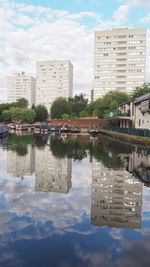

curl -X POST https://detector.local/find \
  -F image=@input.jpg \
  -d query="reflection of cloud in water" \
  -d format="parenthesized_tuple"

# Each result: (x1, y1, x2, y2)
(114, 237, 150, 267)
(0, 157, 93, 248)
(0, 149, 7, 173)
(75, 244, 109, 267)
(74, 237, 150, 267)
(0, 251, 26, 267)
(109, 228, 123, 240)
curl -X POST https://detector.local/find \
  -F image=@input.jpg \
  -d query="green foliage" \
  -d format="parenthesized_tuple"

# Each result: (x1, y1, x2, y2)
(131, 83, 150, 99)
(22, 109, 36, 123)
(68, 94, 88, 117)
(10, 108, 23, 121)
(94, 91, 129, 118)
(16, 98, 29, 108)
(85, 101, 96, 116)
(80, 110, 88, 117)
(7, 107, 35, 123)
(62, 113, 69, 119)
(50, 97, 71, 119)
(35, 104, 49, 122)
(0, 98, 28, 121)
(1, 109, 12, 121)
(31, 104, 36, 110)
(0, 102, 16, 121)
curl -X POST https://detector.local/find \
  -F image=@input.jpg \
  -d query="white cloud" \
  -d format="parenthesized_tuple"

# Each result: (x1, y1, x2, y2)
(68, 11, 99, 20)
(140, 13, 150, 24)
(13, 15, 34, 26)
(119, 0, 150, 7)
(0, 0, 149, 103)
(0, 1, 97, 102)
(113, 5, 129, 24)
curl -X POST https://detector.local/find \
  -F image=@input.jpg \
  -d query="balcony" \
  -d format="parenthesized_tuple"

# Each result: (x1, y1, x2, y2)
(104, 110, 130, 119)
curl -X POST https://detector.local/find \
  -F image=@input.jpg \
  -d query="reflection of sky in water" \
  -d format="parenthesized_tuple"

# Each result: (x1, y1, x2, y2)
(0, 142, 150, 267)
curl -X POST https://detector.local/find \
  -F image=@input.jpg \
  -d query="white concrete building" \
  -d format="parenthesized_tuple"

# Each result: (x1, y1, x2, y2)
(134, 93, 150, 129)
(91, 158, 142, 229)
(36, 60, 73, 113)
(94, 28, 147, 100)
(7, 73, 36, 107)
(7, 146, 35, 177)
(111, 92, 150, 129)
(35, 145, 72, 193)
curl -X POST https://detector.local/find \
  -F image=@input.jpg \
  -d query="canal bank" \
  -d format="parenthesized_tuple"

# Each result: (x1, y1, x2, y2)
(99, 128, 150, 146)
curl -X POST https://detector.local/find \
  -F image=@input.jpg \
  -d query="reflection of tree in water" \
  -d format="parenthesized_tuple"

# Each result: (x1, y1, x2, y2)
(90, 143, 122, 170)
(4, 134, 48, 156)
(50, 136, 123, 169)
(50, 138, 89, 160)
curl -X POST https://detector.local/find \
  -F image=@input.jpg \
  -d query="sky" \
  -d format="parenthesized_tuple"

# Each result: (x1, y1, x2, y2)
(0, 0, 150, 102)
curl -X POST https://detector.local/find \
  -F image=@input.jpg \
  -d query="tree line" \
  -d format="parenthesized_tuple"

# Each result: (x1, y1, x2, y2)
(0, 83, 150, 122)
(50, 83, 150, 119)
(0, 98, 48, 123)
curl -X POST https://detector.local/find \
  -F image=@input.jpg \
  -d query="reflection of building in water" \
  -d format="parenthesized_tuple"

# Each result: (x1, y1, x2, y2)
(7, 146, 35, 177)
(35, 146, 72, 193)
(121, 150, 150, 184)
(91, 158, 142, 229)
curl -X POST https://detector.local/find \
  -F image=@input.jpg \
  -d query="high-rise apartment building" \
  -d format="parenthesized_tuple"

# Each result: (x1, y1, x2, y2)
(7, 73, 36, 107)
(91, 158, 142, 229)
(35, 145, 72, 193)
(93, 28, 146, 100)
(36, 60, 73, 112)
(7, 146, 35, 177)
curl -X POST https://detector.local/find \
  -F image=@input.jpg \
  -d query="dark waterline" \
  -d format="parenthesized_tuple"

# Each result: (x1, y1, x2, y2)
(0, 133, 150, 267)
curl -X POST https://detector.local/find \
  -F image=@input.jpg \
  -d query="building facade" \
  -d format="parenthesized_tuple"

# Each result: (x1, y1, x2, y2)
(133, 93, 150, 129)
(35, 145, 72, 193)
(36, 60, 73, 113)
(93, 28, 146, 100)
(91, 158, 142, 229)
(106, 93, 150, 130)
(7, 73, 36, 107)
(7, 146, 35, 177)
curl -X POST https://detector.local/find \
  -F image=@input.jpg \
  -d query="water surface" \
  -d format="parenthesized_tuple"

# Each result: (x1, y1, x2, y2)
(0, 133, 150, 267)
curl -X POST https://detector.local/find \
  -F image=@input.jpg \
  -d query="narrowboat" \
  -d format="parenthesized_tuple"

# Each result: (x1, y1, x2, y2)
(0, 124, 9, 137)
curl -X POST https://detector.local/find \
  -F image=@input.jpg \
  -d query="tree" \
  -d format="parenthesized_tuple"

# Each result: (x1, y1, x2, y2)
(85, 101, 96, 116)
(10, 107, 24, 121)
(50, 97, 71, 119)
(132, 83, 150, 99)
(68, 94, 88, 117)
(0, 102, 17, 119)
(35, 104, 48, 122)
(8, 107, 35, 123)
(80, 110, 88, 118)
(22, 109, 36, 123)
(62, 113, 69, 119)
(0, 109, 12, 121)
(94, 91, 129, 118)
(16, 98, 29, 108)
(31, 104, 36, 110)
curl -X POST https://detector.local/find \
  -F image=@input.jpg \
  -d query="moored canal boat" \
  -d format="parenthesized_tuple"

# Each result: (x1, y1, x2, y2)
(88, 126, 99, 137)
(0, 124, 9, 137)
(70, 126, 81, 134)
(16, 124, 28, 132)
(60, 125, 70, 133)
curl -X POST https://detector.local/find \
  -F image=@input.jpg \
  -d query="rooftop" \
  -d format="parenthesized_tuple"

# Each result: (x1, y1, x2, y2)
(134, 93, 150, 104)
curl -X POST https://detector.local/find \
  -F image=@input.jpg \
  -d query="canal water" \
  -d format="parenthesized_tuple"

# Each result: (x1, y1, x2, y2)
(0, 133, 150, 267)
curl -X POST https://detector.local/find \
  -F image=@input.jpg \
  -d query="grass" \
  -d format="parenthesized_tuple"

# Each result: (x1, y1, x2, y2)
(99, 129, 150, 146)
